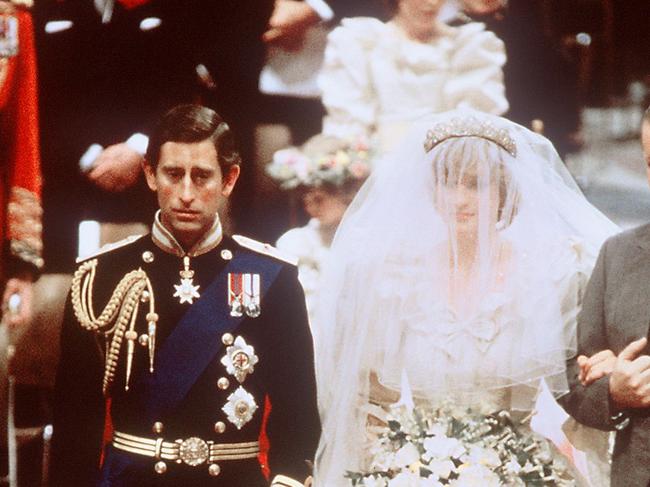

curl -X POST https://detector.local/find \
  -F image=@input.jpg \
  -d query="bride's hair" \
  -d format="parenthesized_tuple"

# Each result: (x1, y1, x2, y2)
(431, 136, 519, 224)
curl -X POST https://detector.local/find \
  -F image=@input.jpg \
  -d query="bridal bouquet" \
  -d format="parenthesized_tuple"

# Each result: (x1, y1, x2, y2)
(347, 402, 575, 487)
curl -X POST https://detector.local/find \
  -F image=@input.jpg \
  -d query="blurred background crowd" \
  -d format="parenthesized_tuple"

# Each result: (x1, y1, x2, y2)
(2, 0, 650, 485)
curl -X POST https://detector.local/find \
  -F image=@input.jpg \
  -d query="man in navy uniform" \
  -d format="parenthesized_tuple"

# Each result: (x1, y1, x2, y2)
(51, 104, 320, 486)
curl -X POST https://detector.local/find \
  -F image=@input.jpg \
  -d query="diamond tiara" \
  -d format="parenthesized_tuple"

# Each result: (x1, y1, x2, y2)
(423, 116, 517, 157)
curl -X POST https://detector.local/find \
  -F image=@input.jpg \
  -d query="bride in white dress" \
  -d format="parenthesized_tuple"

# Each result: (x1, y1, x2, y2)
(313, 110, 617, 486)
(319, 0, 508, 153)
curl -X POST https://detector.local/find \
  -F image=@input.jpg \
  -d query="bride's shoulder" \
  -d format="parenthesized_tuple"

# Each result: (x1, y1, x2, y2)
(546, 236, 596, 282)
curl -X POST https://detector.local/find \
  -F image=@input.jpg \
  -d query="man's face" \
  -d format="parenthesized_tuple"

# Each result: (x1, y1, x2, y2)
(643, 121, 650, 188)
(144, 139, 239, 249)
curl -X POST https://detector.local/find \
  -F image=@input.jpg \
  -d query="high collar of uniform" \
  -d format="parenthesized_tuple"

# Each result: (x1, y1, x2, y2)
(151, 210, 223, 258)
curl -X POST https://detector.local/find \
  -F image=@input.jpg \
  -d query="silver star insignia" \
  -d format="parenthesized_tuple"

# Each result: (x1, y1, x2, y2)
(173, 278, 200, 304)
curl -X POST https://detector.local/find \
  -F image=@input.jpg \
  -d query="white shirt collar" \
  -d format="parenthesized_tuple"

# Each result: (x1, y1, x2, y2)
(151, 210, 223, 258)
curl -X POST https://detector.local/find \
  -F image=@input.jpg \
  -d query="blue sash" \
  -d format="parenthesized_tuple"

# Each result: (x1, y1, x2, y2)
(141, 248, 283, 423)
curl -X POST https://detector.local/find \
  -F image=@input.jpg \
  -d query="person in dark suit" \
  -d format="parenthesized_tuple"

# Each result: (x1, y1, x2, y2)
(51, 104, 320, 486)
(559, 108, 650, 487)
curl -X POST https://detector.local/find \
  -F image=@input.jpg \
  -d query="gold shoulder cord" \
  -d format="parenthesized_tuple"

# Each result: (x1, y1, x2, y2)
(71, 259, 159, 395)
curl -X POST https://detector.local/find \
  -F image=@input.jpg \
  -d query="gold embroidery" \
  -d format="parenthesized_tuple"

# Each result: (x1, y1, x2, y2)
(0, 58, 8, 91)
(7, 187, 43, 269)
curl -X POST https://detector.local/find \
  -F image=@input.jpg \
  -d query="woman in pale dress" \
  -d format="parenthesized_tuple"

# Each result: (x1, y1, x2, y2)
(319, 0, 508, 153)
(313, 110, 616, 486)
(266, 135, 372, 323)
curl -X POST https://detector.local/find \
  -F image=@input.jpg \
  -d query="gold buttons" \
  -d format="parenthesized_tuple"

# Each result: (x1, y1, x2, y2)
(138, 334, 149, 346)
(142, 251, 155, 263)
(152, 422, 164, 434)
(208, 463, 221, 477)
(221, 333, 234, 346)
(154, 461, 167, 474)
(217, 377, 230, 390)
(220, 249, 233, 261)
(214, 421, 226, 434)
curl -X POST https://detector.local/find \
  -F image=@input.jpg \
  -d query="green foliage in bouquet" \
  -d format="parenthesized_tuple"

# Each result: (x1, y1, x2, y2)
(346, 403, 576, 487)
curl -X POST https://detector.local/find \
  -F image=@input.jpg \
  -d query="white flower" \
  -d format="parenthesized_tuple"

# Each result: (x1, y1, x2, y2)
(393, 443, 420, 468)
(505, 456, 521, 474)
(421, 477, 444, 487)
(362, 475, 388, 487)
(427, 459, 456, 480)
(463, 445, 502, 468)
(424, 424, 446, 437)
(387, 472, 442, 487)
(451, 464, 501, 487)
(422, 436, 465, 461)
(388, 471, 419, 487)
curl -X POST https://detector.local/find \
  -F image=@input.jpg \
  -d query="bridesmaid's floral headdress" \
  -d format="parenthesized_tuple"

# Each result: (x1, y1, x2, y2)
(267, 135, 373, 190)
(424, 116, 517, 157)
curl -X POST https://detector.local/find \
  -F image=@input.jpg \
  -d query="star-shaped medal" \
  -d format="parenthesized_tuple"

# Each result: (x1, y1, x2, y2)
(173, 278, 200, 304)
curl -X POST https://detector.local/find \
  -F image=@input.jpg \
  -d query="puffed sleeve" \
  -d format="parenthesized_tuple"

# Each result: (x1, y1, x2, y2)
(444, 22, 508, 115)
(319, 18, 384, 141)
(276, 225, 321, 320)
(557, 237, 620, 431)
(555, 238, 593, 352)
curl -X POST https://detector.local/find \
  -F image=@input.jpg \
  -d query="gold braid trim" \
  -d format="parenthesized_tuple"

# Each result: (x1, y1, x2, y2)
(8, 187, 44, 269)
(71, 259, 157, 395)
(0, 58, 8, 91)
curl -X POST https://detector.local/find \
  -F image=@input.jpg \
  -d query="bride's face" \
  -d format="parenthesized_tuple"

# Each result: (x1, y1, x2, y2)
(435, 163, 502, 236)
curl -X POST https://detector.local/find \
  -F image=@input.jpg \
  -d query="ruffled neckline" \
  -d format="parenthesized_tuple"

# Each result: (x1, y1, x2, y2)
(338, 17, 487, 68)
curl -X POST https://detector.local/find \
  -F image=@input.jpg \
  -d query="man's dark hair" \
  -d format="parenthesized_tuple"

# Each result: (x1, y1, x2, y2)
(145, 104, 241, 171)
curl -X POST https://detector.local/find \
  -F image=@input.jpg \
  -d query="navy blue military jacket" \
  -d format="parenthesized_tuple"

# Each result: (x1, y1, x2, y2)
(51, 234, 320, 486)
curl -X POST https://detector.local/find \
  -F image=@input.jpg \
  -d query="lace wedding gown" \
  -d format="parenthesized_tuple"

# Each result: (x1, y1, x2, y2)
(313, 111, 617, 486)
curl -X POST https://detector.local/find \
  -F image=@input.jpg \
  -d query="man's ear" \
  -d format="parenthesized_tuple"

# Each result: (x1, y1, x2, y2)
(143, 160, 157, 191)
(221, 165, 240, 197)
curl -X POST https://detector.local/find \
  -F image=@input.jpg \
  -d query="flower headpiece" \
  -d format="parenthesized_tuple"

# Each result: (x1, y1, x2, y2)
(424, 116, 517, 157)
(266, 135, 373, 190)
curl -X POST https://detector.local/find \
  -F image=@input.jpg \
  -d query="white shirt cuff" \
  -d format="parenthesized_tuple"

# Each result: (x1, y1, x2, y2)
(79, 143, 104, 172)
(125, 132, 149, 156)
(304, 0, 334, 22)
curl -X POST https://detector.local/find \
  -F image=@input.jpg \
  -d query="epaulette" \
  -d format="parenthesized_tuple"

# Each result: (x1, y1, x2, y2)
(76, 234, 145, 263)
(232, 235, 298, 266)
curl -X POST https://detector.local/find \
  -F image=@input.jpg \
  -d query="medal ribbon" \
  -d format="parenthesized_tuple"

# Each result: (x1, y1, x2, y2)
(138, 248, 284, 424)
